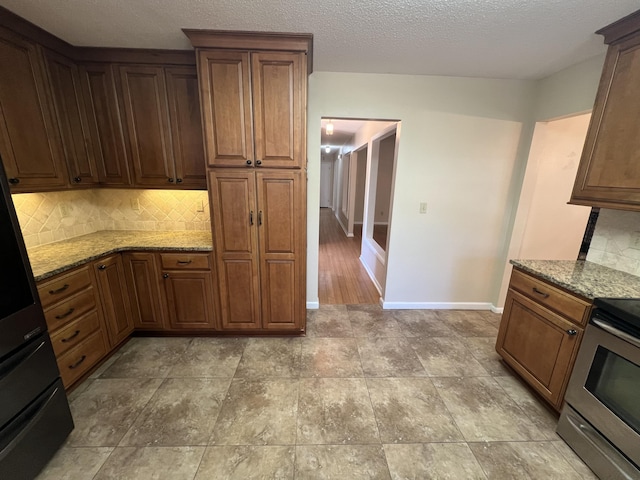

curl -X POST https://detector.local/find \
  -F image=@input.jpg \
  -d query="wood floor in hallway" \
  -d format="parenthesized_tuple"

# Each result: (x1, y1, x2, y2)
(318, 208, 380, 304)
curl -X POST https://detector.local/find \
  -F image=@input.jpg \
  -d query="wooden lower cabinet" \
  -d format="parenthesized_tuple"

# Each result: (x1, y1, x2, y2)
(209, 169, 306, 332)
(162, 270, 216, 330)
(93, 254, 135, 347)
(123, 252, 166, 330)
(496, 269, 589, 411)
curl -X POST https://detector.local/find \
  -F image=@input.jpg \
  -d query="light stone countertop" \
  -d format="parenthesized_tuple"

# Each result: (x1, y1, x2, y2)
(28, 230, 213, 282)
(511, 259, 640, 300)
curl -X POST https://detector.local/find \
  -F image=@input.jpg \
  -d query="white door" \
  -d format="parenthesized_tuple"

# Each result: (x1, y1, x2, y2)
(320, 160, 333, 208)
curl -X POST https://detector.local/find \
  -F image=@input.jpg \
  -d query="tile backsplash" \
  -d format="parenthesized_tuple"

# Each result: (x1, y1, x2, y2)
(12, 189, 210, 248)
(587, 208, 640, 276)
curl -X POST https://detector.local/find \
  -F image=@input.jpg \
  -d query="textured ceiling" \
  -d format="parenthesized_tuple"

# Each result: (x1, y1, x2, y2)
(2, 0, 640, 79)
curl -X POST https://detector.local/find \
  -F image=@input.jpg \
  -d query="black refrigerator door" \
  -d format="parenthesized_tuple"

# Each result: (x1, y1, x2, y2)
(0, 156, 48, 360)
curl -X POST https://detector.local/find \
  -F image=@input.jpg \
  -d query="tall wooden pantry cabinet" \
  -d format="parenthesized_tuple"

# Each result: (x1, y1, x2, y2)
(184, 30, 312, 333)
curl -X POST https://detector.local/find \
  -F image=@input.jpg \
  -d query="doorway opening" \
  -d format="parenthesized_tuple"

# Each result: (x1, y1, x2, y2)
(318, 118, 400, 305)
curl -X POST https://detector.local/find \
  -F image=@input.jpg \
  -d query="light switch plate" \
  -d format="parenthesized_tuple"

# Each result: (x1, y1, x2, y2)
(419, 202, 427, 214)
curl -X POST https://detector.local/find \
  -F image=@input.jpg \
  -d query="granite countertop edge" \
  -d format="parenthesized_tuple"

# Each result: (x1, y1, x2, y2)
(29, 231, 213, 283)
(510, 259, 640, 300)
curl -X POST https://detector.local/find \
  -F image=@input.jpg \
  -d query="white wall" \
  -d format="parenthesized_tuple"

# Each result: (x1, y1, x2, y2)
(306, 72, 536, 308)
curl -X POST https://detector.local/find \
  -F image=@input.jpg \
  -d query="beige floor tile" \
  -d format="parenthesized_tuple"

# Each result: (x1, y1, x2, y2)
(433, 376, 546, 442)
(463, 336, 512, 376)
(367, 378, 463, 443)
(120, 378, 231, 446)
(35, 447, 113, 480)
(296, 445, 391, 479)
(93, 446, 204, 480)
(297, 378, 380, 444)
(348, 306, 405, 337)
(393, 310, 456, 337)
(168, 337, 246, 377)
(494, 375, 559, 440)
(210, 378, 298, 445)
(100, 337, 192, 379)
(195, 446, 294, 480)
(300, 337, 364, 377)
(306, 305, 353, 337)
(357, 337, 427, 377)
(469, 441, 587, 479)
(409, 337, 489, 377)
(384, 443, 487, 479)
(437, 310, 499, 337)
(67, 378, 163, 446)
(234, 338, 301, 378)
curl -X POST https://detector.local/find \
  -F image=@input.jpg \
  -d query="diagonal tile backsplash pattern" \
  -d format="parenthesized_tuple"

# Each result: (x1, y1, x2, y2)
(12, 189, 210, 249)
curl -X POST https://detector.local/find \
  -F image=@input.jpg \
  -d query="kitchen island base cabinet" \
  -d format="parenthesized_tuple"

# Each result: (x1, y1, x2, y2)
(93, 254, 135, 348)
(496, 268, 590, 412)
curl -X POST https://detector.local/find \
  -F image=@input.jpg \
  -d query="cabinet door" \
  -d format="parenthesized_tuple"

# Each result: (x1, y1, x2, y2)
(165, 66, 206, 188)
(197, 50, 253, 167)
(118, 65, 175, 187)
(251, 52, 305, 169)
(94, 254, 134, 347)
(80, 64, 131, 186)
(256, 170, 306, 331)
(0, 27, 68, 191)
(162, 271, 216, 329)
(209, 169, 261, 329)
(496, 289, 582, 410)
(571, 34, 640, 209)
(43, 49, 99, 186)
(123, 252, 166, 330)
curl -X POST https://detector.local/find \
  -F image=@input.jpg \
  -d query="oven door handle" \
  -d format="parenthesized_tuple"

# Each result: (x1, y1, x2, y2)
(592, 317, 640, 349)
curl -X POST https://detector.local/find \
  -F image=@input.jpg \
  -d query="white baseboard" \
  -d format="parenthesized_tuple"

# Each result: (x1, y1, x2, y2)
(306, 301, 320, 309)
(380, 301, 494, 310)
(490, 305, 504, 314)
(359, 256, 383, 295)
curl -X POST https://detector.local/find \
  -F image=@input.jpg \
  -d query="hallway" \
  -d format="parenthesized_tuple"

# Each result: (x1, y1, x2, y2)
(318, 208, 380, 304)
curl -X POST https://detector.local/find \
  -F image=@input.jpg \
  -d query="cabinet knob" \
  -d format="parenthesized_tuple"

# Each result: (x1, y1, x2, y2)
(8, 177, 19, 185)
(168, 178, 174, 183)
(256, 160, 262, 166)
(176, 178, 183, 183)
(163, 273, 169, 279)
(246, 160, 253, 166)
(73, 176, 82, 183)
(97, 264, 106, 270)
(567, 329, 577, 336)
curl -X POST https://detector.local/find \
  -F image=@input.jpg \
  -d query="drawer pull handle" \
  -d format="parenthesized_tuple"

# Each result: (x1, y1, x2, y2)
(532, 287, 549, 299)
(177, 260, 192, 265)
(97, 264, 106, 270)
(61, 330, 81, 343)
(68, 355, 86, 369)
(55, 308, 75, 319)
(49, 284, 70, 295)
(567, 329, 577, 336)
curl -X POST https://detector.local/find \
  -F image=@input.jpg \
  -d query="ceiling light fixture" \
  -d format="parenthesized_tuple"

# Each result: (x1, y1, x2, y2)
(325, 120, 334, 135)
(325, 146, 331, 153)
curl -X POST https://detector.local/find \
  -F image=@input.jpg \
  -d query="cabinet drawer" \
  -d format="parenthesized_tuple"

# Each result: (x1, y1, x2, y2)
(38, 267, 92, 308)
(510, 269, 590, 325)
(160, 253, 210, 270)
(44, 288, 97, 332)
(58, 329, 107, 388)
(50, 310, 101, 358)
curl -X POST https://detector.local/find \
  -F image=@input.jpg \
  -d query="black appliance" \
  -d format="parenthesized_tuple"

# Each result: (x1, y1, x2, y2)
(0, 158, 73, 479)
(557, 298, 640, 480)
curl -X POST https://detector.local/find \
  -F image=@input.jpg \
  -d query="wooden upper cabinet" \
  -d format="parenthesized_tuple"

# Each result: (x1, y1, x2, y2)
(196, 49, 306, 169)
(165, 66, 206, 188)
(42, 49, 99, 186)
(198, 50, 253, 167)
(80, 64, 132, 186)
(117, 65, 175, 187)
(570, 12, 640, 210)
(252, 52, 305, 168)
(0, 26, 68, 191)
